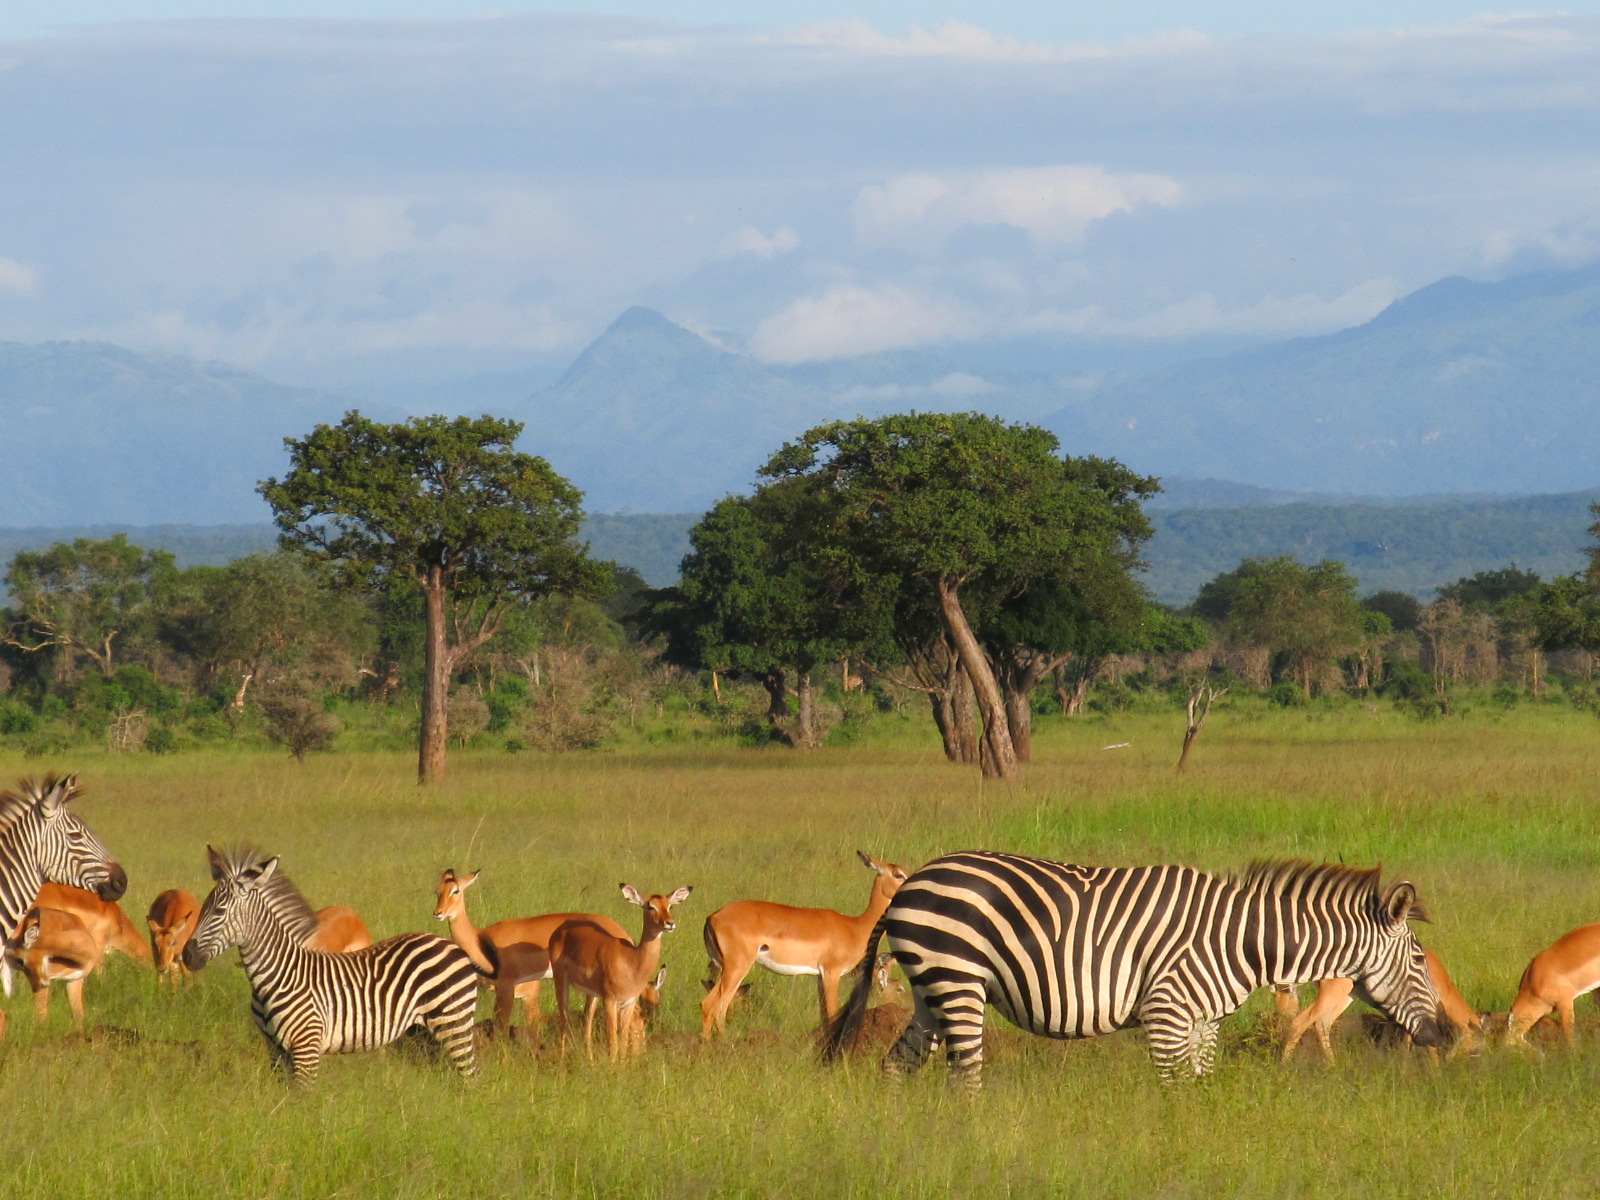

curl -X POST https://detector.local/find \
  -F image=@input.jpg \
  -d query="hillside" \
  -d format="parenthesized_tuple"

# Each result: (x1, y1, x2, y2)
(1049, 263, 1600, 495)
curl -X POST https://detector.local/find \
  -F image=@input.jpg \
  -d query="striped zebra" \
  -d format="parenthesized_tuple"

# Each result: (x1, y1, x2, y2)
(0, 774, 126, 1016)
(183, 846, 480, 1084)
(824, 852, 1446, 1087)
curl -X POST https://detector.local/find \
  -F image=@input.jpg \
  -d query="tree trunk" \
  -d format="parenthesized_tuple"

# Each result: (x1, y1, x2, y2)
(710, 669, 722, 704)
(796, 671, 816, 749)
(929, 690, 963, 762)
(1004, 685, 1032, 763)
(418, 568, 451, 785)
(762, 669, 790, 739)
(951, 668, 980, 765)
(1176, 726, 1199, 773)
(936, 577, 1017, 780)
(1053, 665, 1071, 716)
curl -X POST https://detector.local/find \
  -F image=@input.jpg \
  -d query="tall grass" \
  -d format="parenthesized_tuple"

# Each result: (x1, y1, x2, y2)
(1, 705, 1597, 1197)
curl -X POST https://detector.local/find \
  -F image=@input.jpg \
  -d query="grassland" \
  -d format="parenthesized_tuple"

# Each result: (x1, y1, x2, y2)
(2, 703, 1598, 1198)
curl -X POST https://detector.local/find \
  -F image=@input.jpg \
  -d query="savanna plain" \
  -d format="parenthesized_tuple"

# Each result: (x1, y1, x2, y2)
(3, 706, 1598, 1199)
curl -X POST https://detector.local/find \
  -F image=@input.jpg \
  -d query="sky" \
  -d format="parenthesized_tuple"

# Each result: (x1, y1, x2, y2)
(1, 5, 1598, 386)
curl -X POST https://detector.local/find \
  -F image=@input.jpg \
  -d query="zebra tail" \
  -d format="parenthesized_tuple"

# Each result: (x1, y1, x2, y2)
(820, 914, 888, 1064)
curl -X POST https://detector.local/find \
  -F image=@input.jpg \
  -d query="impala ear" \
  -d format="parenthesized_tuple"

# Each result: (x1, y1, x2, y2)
(668, 886, 693, 907)
(620, 884, 645, 908)
(653, 965, 668, 990)
(461, 869, 480, 890)
(207, 845, 227, 881)
(857, 850, 877, 872)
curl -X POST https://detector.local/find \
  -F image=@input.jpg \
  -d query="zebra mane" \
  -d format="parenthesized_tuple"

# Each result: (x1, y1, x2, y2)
(0, 774, 77, 837)
(220, 845, 319, 942)
(1236, 859, 1384, 900)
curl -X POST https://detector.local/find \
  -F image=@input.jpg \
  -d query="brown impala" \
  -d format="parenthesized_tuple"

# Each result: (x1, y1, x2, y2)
(700, 851, 908, 1039)
(1504, 923, 1600, 1047)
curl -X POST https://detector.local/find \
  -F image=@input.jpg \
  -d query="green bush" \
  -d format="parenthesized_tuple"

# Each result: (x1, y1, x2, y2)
(1266, 682, 1305, 708)
(1380, 662, 1432, 702)
(0, 699, 38, 736)
(144, 725, 180, 754)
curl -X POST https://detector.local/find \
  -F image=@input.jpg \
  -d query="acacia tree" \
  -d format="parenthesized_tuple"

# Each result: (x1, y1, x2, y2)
(259, 412, 602, 784)
(761, 414, 1155, 780)
(1202, 557, 1363, 700)
(3, 535, 175, 679)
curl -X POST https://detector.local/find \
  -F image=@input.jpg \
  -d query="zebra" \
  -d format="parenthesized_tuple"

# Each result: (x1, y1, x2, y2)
(823, 852, 1447, 1087)
(0, 774, 126, 1019)
(182, 845, 480, 1084)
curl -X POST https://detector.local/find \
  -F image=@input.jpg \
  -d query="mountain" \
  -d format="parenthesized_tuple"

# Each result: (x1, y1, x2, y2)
(1048, 263, 1600, 495)
(0, 341, 340, 525)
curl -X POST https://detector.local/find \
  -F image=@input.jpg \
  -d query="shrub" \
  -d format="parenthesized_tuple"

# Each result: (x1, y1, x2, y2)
(0, 699, 38, 737)
(1266, 682, 1305, 708)
(259, 685, 341, 762)
(144, 725, 180, 755)
(1380, 662, 1432, 703)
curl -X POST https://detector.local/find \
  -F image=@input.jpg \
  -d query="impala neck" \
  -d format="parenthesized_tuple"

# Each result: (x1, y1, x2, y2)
(852, 878, 895, 934)
(616, 921, 666, 997)
(446, 900, 496, 974)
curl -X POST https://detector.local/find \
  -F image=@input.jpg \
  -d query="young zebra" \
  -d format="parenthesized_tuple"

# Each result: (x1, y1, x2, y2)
(183, 846, 480, 1084)
(0, 774, 127, 1031)
(824, 853, 1447, 1087)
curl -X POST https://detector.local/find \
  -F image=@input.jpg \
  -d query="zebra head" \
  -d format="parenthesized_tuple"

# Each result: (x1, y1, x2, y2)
(183, 845, 282, 971)
(10, 775, 127, 901)
(1354, 880, 1449, 1048)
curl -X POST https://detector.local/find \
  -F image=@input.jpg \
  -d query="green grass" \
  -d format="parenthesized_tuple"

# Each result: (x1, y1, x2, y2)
(2, 705, 1599, 1197)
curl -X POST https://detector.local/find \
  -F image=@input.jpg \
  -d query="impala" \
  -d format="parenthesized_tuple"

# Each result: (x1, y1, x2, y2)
(35, 883, 149, 967)
(1280, 948, 1483, 1062)
(701, 851, 908, 1038)
(5, 906, 103, 1030)
(1504, 923, 1600, 1047)
(148, 889, 203, 986)
(432, 867, 629, 1034)
(307, 905, 373, 953)
(549, 884, 692, 1062)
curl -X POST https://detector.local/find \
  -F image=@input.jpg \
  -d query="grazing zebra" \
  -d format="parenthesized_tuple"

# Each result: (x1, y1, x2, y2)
(182, 846, 479, 1084)
(0, 775, 126, 1018)
(823, 853, 1447, 1087)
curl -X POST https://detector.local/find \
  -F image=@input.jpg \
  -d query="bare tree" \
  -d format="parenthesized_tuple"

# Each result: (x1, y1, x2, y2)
(1177, 683, 1227, 772)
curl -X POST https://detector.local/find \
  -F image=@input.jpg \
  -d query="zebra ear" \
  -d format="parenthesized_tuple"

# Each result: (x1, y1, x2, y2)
(207, 845, 227, 881)
(240, 856, 279, 890)
(1382, 881, 1423, 925)
(36, 779, 69, 819)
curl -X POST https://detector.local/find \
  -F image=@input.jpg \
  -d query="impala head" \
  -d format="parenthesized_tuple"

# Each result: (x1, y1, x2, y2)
(183, 845, 306, 971)
(621, 884, 693, 934)
(641, 965, 668, 1015)
(872, 952, 905, 997)
(434, 868, 480, 922)
(857, 851, 909, 901)
(1355, 879, 1449, 1049)
(3, 775, 127, 901)
(146, 890, 200, 975)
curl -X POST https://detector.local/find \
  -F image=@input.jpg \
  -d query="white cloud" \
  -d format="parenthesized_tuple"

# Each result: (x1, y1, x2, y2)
(750, 284, 977, 363)
(770, 20, 1208, 64)
(1482, 216, 1600, 271)
(833, 371, 1000, 404)
(719, 225, 800, 260)
(854, 166, 1183, 251)
(1025, 279, 1399, 340)
(0, 256, 37, 295)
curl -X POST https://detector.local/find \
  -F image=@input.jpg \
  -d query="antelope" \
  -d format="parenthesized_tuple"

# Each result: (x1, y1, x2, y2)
(1503, 923, 1600, 1047)
(622, 965, 668, 1058)
(5, 906, 104, 1030)
(1280, 948, 1484, 1063)
(148, 889, 202, 986)
(701, 851, 908, 1039)
(35, 883, 150, 966)
(815, 953, 908, 1059)
(307, 906, 373, 953)
(432, 867, 629, 1033)
(549, 884, 692, 1062)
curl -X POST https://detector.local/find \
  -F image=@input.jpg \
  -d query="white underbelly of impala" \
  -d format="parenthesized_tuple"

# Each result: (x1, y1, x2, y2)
(756, 947, 820, 976)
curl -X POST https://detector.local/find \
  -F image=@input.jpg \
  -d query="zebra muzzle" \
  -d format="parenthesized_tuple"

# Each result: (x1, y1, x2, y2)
(97, 863, 128, 901)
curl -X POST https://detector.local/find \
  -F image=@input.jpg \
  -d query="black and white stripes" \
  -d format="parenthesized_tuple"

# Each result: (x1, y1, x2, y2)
(826, 852, 1446, 1086)
(183, 846, 479, 1084)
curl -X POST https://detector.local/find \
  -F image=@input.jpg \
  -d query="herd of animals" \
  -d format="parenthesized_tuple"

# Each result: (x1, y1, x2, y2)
(3, 772, 1600, 1089)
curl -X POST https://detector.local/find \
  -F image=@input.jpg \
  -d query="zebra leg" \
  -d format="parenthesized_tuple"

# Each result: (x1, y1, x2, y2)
(1144, 1004, 1212, 1080)
(425, 1009, 479, 1078)
(882, 990, 938, 1081)
(930, 982, 988, 1093)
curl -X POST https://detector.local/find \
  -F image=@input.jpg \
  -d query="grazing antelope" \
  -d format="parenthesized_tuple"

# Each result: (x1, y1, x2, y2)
(35, 883, 150, 966)
(1279, 948, 1483, 1063)
(1504, 923, 1600, 1047)
(622, 965, 668, 1058)
(701, 851, 908, 1039)
(185, 846, 479, 1084)
(0, 774, 126, 1040)
(4, 906, 104, 1030)
(148, 889, 202, 986)
(549, 884, 692, 1062)
(432, 867, 629, 1033)
(307, 906, 373, 953)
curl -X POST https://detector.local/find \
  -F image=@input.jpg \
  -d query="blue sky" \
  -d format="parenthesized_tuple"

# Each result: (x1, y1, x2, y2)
(11, 1, 1600, 40)
(1, 6, 1597, 385)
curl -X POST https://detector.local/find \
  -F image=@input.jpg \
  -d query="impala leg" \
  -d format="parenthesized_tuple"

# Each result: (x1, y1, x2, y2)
(1506, 996, 1552, 1049)
(31, 980, 51, 1024)
(605, 1001, 622, 1063)
(701, 950, 754, 1039)
(67, 977, 86, 1032)
(816, 969, 845, 1031)
(1558, 998, 1578, 1047)
(553, 972, 574, 1059)
(518, 979, 543, 1040)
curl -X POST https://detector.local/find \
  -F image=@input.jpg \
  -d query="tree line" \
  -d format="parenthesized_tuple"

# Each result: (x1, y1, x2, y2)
(3, 409, 1599, 782)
